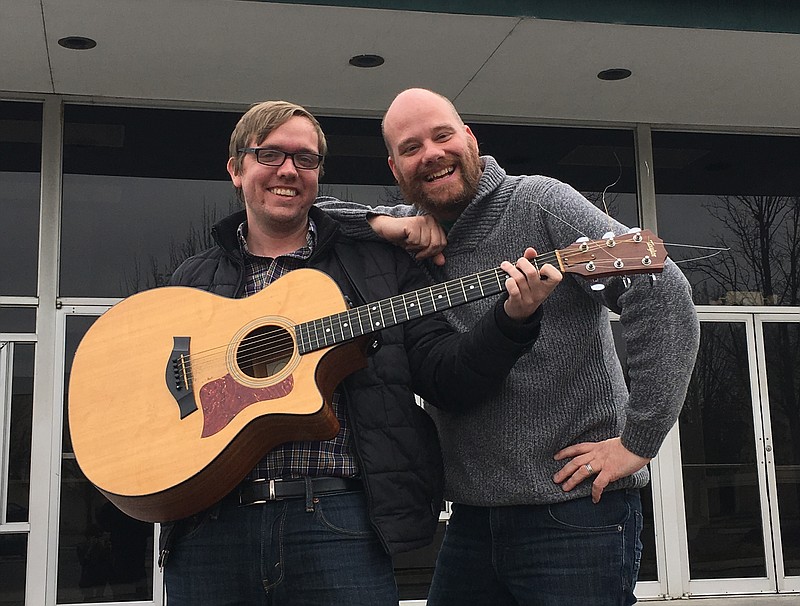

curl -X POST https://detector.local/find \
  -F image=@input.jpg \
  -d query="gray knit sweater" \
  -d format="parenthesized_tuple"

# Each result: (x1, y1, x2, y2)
(318, 156, 700, 505)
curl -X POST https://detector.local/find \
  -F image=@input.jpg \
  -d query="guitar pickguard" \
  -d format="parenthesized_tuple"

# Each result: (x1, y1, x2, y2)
(199, 373, 295, 437)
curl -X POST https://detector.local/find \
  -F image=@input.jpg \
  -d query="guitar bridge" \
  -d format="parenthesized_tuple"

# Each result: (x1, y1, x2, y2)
(166, 336, 197, 419)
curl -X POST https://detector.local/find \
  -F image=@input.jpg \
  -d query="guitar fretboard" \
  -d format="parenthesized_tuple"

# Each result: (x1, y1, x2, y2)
(294, 266, 509, 354)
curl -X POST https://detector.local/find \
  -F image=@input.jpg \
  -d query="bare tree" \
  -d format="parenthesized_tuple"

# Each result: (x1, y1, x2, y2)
(122, 196, 238, 295)
(688, 195, 800, 305)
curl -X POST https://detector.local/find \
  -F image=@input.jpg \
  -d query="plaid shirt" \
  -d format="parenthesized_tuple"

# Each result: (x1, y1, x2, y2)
(238, 220, 359, 480)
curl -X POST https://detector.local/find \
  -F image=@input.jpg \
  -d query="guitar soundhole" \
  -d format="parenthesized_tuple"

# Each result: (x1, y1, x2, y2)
(236, 324, 294, 379)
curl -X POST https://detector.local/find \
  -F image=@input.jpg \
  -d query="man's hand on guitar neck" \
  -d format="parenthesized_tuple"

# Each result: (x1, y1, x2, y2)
(367, 215, 562, 321)
(500, 248, 562, 321)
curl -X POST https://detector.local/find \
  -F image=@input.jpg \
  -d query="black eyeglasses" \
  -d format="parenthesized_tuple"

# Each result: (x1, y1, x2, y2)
(238, 147, 323, 170)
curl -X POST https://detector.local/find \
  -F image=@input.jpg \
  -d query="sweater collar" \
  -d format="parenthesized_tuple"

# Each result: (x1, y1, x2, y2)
(473, 156, 507, 204)
(441, 156, 509, 250)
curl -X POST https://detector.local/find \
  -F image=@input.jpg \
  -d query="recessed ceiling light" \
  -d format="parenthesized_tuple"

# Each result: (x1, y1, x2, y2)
(597, 68, 631, 81)
(58, 36, 97, 50)
(349, 54, 384, 68)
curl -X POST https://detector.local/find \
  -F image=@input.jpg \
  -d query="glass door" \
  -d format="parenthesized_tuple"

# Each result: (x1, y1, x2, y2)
(756, 315, 800, 593)
(55, 306, 161, 605)
(681, 313, 800, 597)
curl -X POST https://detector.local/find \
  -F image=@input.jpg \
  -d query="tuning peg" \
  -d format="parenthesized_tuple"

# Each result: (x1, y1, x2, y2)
(575, 236, 590, 252)
(590, 282, 605, 292)
(649, 274, 658, 285)
(622, 276, 631, 289)
(627, 227, 642, 234)
(602, 231, 615, 240)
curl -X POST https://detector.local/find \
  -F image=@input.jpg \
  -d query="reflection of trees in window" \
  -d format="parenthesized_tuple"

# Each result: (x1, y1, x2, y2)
(689, 195, 800, 306)
(681, 323, 754, 466)
(764, 324, 800, 467)
(122, 199, 237, 295)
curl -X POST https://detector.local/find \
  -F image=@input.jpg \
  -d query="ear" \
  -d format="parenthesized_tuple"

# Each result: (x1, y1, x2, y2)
(465, 125, 478, 145)
(388, 155, 400, 182)
(227, 157, 241, 187)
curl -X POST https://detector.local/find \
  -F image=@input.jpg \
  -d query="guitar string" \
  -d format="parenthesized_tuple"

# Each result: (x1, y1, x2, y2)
(226, 238, 652, 362)
(176, 237, 655, 375)
(174, 237, 656, 380)
(177, 265, 511, 377)
(182, 251, 654, 378)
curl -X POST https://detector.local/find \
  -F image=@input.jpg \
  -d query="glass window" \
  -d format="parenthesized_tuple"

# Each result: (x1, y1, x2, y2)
(471, 123, 639, 228)
(653, 131, 800, 306)
(60, 105, 239, 298)
(2, 342, 34, 524)
(0, 533, 26, 605)
(0, 101, 41, 297)
(680, 321, 766, 578)
(59, 316, 155, 603)
(762, 321, 800, 576)
(0, 309, 36, 334)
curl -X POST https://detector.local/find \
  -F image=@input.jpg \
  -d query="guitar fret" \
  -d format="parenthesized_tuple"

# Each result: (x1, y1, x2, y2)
(334, 314, 347, 341)
(340, 310, 354, 340)
(448, 279, 466, 306)
(479, 269, 503, 297)
(355, 305, 369, 336)
(441, 283, 452, 308)
(340, 310, 351, 340)
(390, 294, 407, 323)
(494, 268, 504, 292)
(321, 315, 334, 346)
(379, 299, 397, 329)
(296, 321, 310, 354)
(309, 318, 319, 350)
(404, 292, 421, 319)
(417, 287, 434, 315)
(374, 302, 386, 329)
(462, 274, 482, 301)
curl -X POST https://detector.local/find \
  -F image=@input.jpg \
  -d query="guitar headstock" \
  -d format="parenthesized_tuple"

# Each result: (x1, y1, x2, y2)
(557, 229, 666, 279)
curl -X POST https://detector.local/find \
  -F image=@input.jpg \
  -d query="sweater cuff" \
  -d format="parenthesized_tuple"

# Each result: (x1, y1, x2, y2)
(621, 422, 670, 460)
(493, 298, 543, 344)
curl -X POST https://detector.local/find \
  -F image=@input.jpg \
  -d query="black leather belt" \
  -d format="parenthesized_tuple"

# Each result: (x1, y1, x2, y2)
(238, 477, 362, 506)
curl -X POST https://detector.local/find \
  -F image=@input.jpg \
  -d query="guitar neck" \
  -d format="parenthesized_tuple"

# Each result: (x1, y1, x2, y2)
(293, 228, 667, 354)
(295, 266, 508, 354)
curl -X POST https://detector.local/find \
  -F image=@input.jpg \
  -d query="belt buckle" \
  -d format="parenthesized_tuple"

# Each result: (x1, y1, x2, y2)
(239, 478, 278, 507)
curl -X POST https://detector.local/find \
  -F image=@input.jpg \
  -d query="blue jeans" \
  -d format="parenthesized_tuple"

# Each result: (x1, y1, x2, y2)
(164, 490, 397, 605)
(427, 489, 643, 606)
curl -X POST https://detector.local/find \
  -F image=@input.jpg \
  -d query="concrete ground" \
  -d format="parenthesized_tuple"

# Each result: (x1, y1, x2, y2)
(641, 597, 800, 605)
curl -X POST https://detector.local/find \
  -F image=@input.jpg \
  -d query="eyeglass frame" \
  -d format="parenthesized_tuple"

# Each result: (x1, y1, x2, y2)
(238, 147, 324, 170)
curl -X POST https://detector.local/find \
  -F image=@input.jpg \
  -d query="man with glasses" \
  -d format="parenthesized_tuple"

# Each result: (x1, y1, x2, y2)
(158, 100, 560, 605)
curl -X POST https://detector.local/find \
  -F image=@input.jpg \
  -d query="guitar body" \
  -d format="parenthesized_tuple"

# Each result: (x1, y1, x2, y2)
(68, 269, 367, 522)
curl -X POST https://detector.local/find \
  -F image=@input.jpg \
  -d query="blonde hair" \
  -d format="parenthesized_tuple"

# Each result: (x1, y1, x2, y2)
(229, 101, 327, 198)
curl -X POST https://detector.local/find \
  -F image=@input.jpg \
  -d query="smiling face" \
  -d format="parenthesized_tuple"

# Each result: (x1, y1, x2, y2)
(227, 115, 320, 240)
(383, 89, 482, 221)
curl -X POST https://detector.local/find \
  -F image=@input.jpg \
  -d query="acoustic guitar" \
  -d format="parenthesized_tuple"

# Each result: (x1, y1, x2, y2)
(68, 230, 666, 522)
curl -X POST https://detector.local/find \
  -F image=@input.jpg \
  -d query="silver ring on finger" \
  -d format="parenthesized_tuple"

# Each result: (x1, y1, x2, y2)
(584, 463, 595, 475)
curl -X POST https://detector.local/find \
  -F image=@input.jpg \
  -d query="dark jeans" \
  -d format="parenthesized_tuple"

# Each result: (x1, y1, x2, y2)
(427, 489, 643, 606)
(164, 490, 397, 605)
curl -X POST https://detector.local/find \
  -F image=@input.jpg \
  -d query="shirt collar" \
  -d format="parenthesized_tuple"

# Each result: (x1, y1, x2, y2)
(237, 218, 317, 259)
